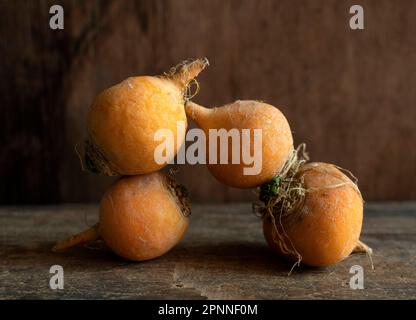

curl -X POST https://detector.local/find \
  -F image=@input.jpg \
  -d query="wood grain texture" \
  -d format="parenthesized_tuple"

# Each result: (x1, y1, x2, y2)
(0, 0, 416, 204)
(0, 203, 415, 299)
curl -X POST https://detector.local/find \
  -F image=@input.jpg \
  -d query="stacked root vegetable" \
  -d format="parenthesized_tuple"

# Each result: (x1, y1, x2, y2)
(54, 58, 373, 272)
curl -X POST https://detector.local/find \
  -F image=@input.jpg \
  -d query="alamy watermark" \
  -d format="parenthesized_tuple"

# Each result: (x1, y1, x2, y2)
(49, 265, 64, 290)
(349, 265, 364, 289)
(154, 121, 263, 176)
(350, 5, 364, 30)
(49, 5, 64, 30)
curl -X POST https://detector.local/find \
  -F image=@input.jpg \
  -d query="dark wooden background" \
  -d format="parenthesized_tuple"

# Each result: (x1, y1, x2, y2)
(1, 0, 415, 204)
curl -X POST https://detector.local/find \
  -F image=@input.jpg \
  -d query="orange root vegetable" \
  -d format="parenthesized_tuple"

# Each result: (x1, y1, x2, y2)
(256, 159, 372, 269)
(85, 58, 209, 176)
(53, 172, 190, 261)
(186, 100, 294, 188)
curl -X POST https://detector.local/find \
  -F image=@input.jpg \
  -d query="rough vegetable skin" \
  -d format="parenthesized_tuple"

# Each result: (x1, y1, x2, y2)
(88, 77, 186, 175)
(263, 162, 363, 267)
(100, 173, 189, 261)
(85, 58, 209, 176)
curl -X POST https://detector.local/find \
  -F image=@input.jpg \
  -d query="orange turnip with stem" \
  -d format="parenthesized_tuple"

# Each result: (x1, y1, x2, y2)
(186, 100, 294, 188)
(255, 146, 373, 272)
(53, 172, 190, 261)
(84, 58, 209, 176)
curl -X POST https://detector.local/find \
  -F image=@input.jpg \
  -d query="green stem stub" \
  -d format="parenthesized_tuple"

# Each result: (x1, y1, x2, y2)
(260, 177, 281, 203)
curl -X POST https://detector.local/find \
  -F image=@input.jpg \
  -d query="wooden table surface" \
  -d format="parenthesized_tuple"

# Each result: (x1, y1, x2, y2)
(1, 203, 415, 299)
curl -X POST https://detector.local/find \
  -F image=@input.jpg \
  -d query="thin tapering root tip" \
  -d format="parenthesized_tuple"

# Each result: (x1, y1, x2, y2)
(53, 224, 100, 252)
(353, 239, 374, 270)
(353, 239, 373, 254)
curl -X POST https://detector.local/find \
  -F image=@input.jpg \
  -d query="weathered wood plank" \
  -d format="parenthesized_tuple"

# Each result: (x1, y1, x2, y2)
(0, 203, 415, 299)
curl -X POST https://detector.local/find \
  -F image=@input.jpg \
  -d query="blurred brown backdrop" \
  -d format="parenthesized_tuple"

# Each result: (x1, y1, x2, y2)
(1, 0, 415, 204)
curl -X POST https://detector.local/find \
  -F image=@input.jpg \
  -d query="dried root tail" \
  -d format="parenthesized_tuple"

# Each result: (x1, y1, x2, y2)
(84, 139, 119, 176)
(167, 58, 209, 87)
(353, 239, 374, 270)
(166, 58, 209, 100)
(254, 144, 310, 275)
(53, 224, 100, 252)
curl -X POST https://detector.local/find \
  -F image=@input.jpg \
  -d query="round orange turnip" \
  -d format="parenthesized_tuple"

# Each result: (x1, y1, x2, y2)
(186, 100, 293, 188)
(85, 58, 209, 176)
(257, 161, 372, 269)
(53, 172, 190, 261)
